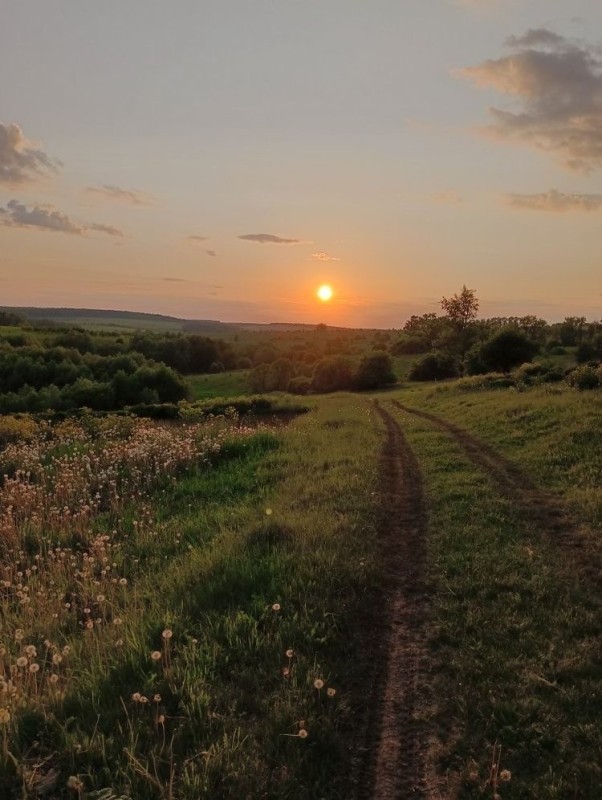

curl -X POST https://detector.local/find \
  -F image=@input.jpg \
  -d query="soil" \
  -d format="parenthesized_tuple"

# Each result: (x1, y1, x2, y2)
(356, 401, 430, 799)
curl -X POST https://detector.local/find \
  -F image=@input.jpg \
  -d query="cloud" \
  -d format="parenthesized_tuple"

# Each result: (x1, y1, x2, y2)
(0, 199, 123, 236)
(459, 30, 602, 171)
(86, 184, 155, 206)
(505, 188, 602, 212)
(163, 277, 188, 283)
(238, 233, 302, 244)
(312, 252, 340, 262)
(188, 235, 209, 242)
(0, 123, 59, 185)
(432, 190, 463, 204)
(205, 249, 217, 257)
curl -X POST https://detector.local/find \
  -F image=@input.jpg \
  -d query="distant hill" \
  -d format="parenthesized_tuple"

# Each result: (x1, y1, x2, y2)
(0, 306, 336, 333)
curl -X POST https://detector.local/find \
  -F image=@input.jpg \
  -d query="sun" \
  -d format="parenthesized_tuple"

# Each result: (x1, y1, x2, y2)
(317, 284, 333, 302)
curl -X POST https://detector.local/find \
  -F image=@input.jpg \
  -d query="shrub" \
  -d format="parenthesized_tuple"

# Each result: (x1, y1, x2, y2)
(408, 352, 459, 381)
(355, 353, 396, 390)
(288, 376, 312, 395)
(470, 328, 538, 374)
(567, 365, 600, 390)
(311, 356, 354, 393)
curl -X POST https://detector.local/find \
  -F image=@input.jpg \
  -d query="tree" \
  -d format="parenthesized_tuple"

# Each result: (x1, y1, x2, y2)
(469, 328, 538, 374)
(355, 353, 396, 390)
(440, 286, 479, 328)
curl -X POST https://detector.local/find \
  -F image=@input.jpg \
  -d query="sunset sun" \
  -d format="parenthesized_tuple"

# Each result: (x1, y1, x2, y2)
(317, 284, 333, 302)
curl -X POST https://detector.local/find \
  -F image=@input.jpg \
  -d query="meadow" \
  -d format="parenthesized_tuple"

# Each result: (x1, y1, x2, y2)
(0, 362, 600, 797)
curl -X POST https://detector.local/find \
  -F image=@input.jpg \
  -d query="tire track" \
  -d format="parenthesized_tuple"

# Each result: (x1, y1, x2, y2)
(357, 401, 429, 799)
(392, 400, 602, 588)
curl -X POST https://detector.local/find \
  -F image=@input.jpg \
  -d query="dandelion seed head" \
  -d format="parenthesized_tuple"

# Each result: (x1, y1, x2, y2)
(16, 656, 28, 668)
(327, 687, 336, 697)
(162, 629, 173, 640)
(151, 651, 161, 661)
(285, 649, 294, 659)
(49, 674, 59, 684)
(313, 678, 324, 690)
(298, 728, 309, 739)
(0, 708, 10, 725)
(500, 770, 512, 782)
(25, 645, 36, 657)
(271, 603, 281, 612)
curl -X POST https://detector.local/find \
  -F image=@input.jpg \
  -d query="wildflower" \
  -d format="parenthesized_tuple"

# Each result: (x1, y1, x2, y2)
(265, 508, 273, 516)
(29, 663, 40, 673)
(62, 645, 71, 655)
(285, 649, 294, 659)
(157, 714, 165, 724)
(282, 667, 290, 678)
(85, 621, 94, 630)
(16, 656, 28, 668)
(327, 687, 337, 698)
(66, 775, 83, 791)
(132, 692, 142, 702)
(113, 617, 122, 626)
(500, 770, 512, 782)
(313, 678, 324, 690)
(271, 603, 281, 612)
(0, 708, 10, 725)
(52, 654, 62, 665)
(49, 674, 59, 684)
(119, 578, 128, 586)
(14, 629, 24, 641)
(25, 645, 37, 658)
(96, 594, 105, 602)
(161, 629, 173, 640)
(298, 728, 309, 739)
(116, 639, 124, 647)
(153, 693, 161, 703)
(151, 651, 162, 661)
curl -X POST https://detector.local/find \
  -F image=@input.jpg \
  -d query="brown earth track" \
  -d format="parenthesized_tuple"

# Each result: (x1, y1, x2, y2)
(391, 400, 602, 588)
(356, 400, 430, 800)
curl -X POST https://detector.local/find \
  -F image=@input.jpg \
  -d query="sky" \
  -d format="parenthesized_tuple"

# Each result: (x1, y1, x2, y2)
(1, 0, 601, 327)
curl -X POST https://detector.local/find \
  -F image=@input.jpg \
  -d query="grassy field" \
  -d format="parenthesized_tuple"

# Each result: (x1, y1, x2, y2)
(187, 371, 251, 400)
(0, 380, 600, 798)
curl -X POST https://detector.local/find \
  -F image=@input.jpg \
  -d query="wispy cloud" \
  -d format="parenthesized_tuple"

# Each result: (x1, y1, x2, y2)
(188, 235, 209, 242)
(431, 190, 463, 205)
(0, 199, 123, 236)
(505, 189, 602, 212)
(312, 252, 340, 262)
(86, 184, 156, 206)
(205, 249, 217, 257)
(239, 233, 303, 244)
(459, 30, 602, 171)
(0, 123, 59, 185)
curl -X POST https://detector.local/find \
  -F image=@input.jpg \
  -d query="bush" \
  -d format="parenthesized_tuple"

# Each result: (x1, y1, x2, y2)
(355, 353, 396, 390)
(288, 376, 312, 395)
(469, 328, 538, 374)
(390, 334, 430, 355)
(311, 356, 354, 393)
(408, 352, 459, 381)
(567, 365, 600, 390)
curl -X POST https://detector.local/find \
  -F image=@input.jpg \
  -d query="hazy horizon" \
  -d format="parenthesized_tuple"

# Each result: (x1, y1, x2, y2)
(2, 1, 601, 326)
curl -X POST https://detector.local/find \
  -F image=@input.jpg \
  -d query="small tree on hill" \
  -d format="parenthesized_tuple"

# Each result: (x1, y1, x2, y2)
(441, 286, 479, 328)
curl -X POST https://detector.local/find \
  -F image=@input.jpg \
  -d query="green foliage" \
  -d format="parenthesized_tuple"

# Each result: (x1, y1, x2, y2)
(468, 328, 538, 374)
(311, 356, 354, 393)
(408, 352, 459, 381)
(566, 364, 600, 390)
(355, 353, 396, 390)
(440, 285, 479, 327)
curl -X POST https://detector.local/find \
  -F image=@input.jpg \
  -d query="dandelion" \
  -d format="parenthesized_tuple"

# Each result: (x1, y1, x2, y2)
(25, 645, 37, 658)
(49, 674, 59, 684)
(271, 603, 281, 612)
(151, 651, 162, 661)
(62, 645, 71, 655)
(85, 621, 93, 630)
(16, 657, 28, 668)
(0, 708, 10, 724)
(327, 687, 337, 698)
(313, 678, 324, 690)
(298, 728, 309, 739)
(14, 629, 24, 641)
(265, 508, 273, 516)
(153, 693, 161, 703)
(29, 663, 40, 673)
(96, 594, 105, 602)
(285, 649, 294, 659)
(52, 654, 62, 665)
(500, 770, 512, 782)
(113, 617, 122, 626)
(119, 578, 128, 586)
(116, 639, 124, 647)
(161, 629, 173, 640)
(66, 775, 83, 791)
(157, 714, 165, 724)
(132, 692, 142, 702)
